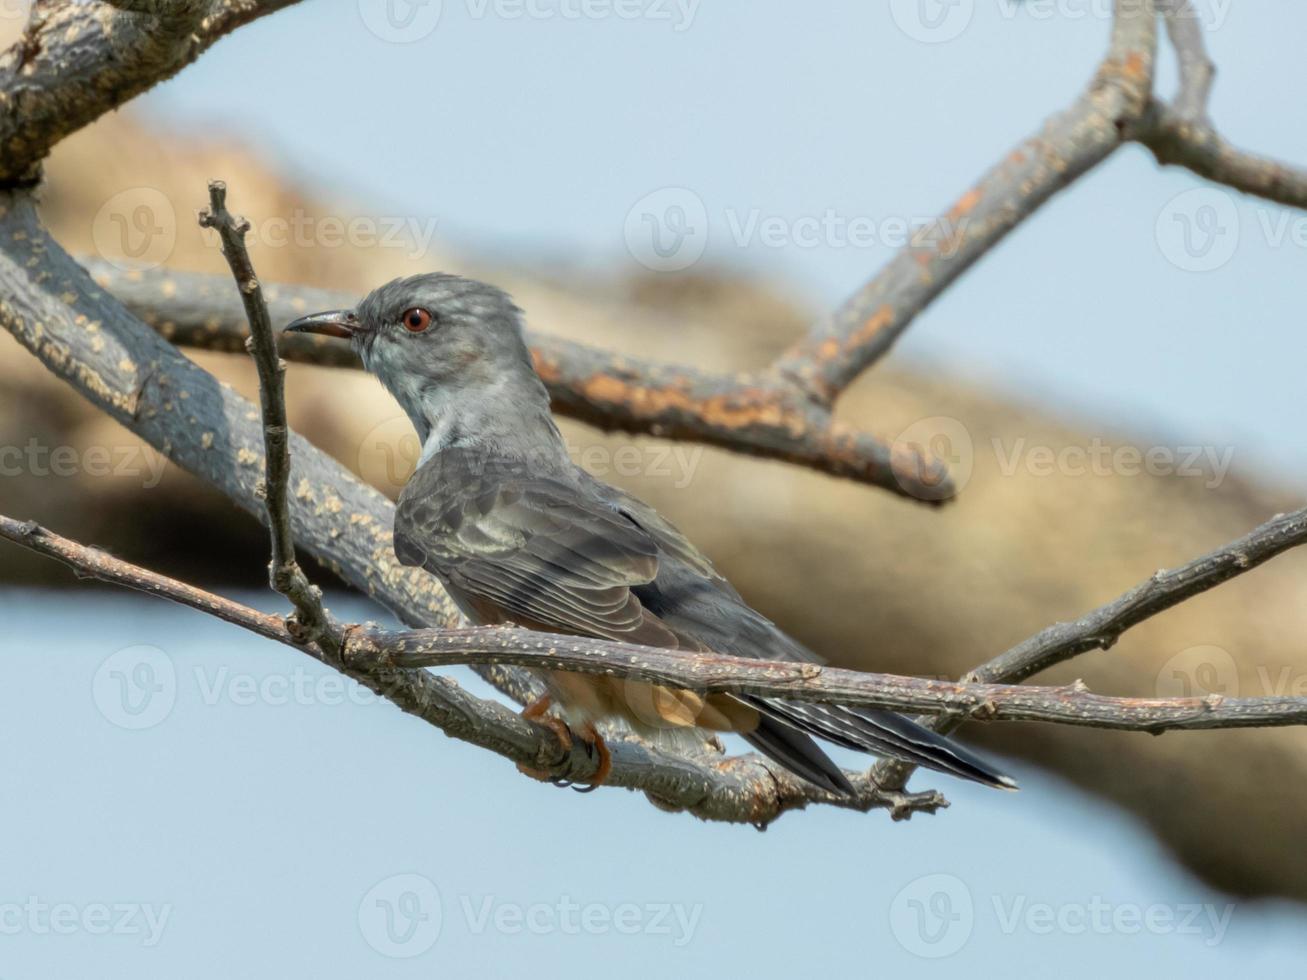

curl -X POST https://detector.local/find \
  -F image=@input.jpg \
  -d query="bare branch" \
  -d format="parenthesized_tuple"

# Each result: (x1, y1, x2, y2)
(873, 505, 1307, 789)
(1135, 2, 1307, 209)
(1136, 102, 1307, 210)
(0, 189, 955, 823)
(772, 0, 1159, 404)
(197, 180, 340, 652)
(9, 510, 1307, 748)
(0, 0, 300, 185)
(0, 514, 948, 824)
(83, 260, 957, 501)
(1157, 0, 1215, 121)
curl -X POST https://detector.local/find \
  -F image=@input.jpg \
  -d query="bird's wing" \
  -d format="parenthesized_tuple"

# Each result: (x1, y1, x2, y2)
(395, 450, 679, 647)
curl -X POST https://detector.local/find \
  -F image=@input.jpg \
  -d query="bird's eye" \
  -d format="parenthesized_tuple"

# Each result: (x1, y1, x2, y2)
(401, 307, 433, 333)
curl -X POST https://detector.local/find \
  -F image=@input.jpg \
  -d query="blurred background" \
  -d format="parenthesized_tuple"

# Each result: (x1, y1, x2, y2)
(3, 1, 1307, 976)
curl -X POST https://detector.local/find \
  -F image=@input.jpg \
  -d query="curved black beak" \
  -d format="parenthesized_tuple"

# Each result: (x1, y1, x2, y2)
(283, 309, 359, 339)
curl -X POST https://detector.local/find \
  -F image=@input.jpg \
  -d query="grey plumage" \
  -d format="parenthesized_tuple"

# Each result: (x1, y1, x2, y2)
(285, 273, 1017, 795)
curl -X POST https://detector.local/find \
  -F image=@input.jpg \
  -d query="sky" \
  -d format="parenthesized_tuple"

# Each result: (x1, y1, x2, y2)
(140, 0, 1307, 483)
(6, 1, 1307, 976)
(6, 590, 1307, 979)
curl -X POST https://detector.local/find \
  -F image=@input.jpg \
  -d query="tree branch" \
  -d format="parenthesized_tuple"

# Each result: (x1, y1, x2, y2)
(198, 180, 340, 653)
(0, 513, 950, 824)
(0, 0, 301, 186)
(0, 187, 956, 823)
(772, 0, 1159, 404)
(82, 260, 957, 501)
(872, 505, 1307, 789)
(8, 512, 1307, 737)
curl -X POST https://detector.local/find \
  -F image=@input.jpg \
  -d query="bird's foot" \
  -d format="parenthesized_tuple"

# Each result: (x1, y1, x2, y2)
(570, 722, 611, 793)
(515, 694, 576, 786)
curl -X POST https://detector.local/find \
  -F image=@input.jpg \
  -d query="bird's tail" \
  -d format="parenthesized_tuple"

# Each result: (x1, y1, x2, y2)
(742, 696, 1017, 793)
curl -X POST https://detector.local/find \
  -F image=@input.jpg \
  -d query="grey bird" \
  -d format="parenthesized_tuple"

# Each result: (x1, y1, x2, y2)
(286, 273, 1016, 795)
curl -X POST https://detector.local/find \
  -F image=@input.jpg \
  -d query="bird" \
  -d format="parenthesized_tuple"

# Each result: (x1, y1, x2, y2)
(285, 273, 1016, 796)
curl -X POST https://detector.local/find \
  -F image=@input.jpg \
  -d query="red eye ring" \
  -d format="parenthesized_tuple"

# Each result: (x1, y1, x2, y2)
(401, 307, 433, 333)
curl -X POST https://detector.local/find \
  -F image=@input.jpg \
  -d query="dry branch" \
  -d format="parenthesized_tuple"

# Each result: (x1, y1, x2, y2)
(0, 0, 301, 185)
(81, 260, 955, 501)
(2, 0, 1306, 832)
(0, 514, 949, 823)
(873, 506, 1307, 789)
(198, 180, 340, 652)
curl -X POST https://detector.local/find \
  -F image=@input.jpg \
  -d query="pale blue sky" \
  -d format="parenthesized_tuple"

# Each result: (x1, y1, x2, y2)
(8, 2, 1307, 977)
(143, 0, 1307, 481)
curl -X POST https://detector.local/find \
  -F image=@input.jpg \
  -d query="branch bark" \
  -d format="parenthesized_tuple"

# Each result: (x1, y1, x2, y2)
(872, 505, 1307, 789)
(8, 512, 1307, 736)
(772, 0, 1159, 404)
(0, 514, 949, 824)
(0, 0, 300, 185)
(198, 180, 340, 653)
(81, 260, 956, 501)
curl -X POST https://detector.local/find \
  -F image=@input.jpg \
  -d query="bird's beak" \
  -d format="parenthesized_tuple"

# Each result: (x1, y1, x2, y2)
(283, 309, 360, 339)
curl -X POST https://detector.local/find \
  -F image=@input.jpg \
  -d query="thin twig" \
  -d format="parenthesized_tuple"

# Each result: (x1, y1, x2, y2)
(82, 260, 955, 502)
(772, 0, 1158, 404)
(198, 180, 340, 652)
(6, 512, 1307, 736)
(0, 513, 947, 824)
(873, 505, 1307, 789)
(1157, 0, 1215, 122)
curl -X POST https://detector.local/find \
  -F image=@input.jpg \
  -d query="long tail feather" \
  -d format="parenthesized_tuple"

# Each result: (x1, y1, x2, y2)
(742, 696, 1017, 791)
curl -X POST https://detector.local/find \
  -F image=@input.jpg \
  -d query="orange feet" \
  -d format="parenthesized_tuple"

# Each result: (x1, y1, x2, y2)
(571, 722, 611, 793)
(516, 695, 574, 784)
(514, 696, 611, 792)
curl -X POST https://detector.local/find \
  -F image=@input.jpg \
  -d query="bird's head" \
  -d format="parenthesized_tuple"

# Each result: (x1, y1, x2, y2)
(285, 272, 554, 451)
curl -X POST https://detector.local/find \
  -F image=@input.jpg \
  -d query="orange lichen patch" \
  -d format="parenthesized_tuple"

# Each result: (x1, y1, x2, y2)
(1123, 51, 1146, 82)
(579, 373, 806, 436)
(947, 188, 982, 222)
(847, 304, 895, 350)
